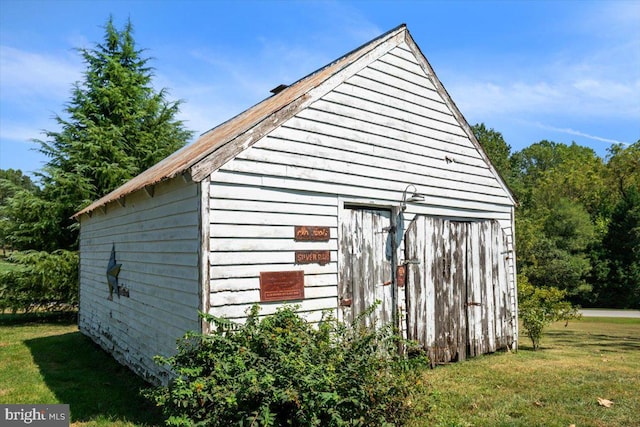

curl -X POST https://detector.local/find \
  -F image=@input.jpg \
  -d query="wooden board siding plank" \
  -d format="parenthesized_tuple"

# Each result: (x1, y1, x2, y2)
(492, 220, 505, 349)
(258, 133, 501, 188)
(338, 207, 354, 323)
(495, 220, 516, 349)
(211, 197, 338, 217)
(404, 216, 429, 351)
(211, 273, 337, 293)
(466, 222, 480, 357)
(210, 183, 337, 207)
(211, 209, 337, 227)
(390, 42, 420, 63)
(340, 76, 458, 126)
(212, 285, 337, 306)
(210, 249, 338, 265)
(266, 127, 491, 182)
(199, 177, 211, 334)
(209, 300, 337, 323)
(211, 224, 337, 239)
(450, 221, 467, 362)
(356, 67, 444, 107)
(81, 182, 199, 228)
(81, 226, 199, 246)
(79, 201, 199, 238)
(272, 120, 491, 170)
(367, 59, 438, 92)
(212, 170, 513, 220)
(379, 51, 429, 81)
(482, 221, 497, 353)
(348, 71, 450, 116)
(308, 99, 470, 147)
(264, 122, 499, 187)
(294, 107, 481, 162)
(211, 262, 337, 279)
(223, 158, 512, 207)
(423, 217, 437, 357)
(323, 89, 466, 137)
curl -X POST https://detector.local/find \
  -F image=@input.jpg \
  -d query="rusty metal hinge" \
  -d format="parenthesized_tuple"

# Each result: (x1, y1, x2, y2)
(340, 297, 352, 307)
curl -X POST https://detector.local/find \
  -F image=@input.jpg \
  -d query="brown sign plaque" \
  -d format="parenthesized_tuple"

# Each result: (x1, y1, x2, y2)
(295, 250, 331, 265)
(260, 270, 305, 302)
(397, 265, 406, 287)
(294, 226, 330, 241)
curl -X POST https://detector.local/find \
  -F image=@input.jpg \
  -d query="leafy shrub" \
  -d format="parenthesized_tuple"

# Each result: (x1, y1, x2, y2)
(518, 274, 580, 350)
(0, 250, 78, 313)
(146, 304, 429, 426)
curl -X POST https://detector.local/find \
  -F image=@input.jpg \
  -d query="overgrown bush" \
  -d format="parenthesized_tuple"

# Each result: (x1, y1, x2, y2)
(146, 304, 429, 426)
(0, 250, 78, 313)
(518, 274, 580, 350)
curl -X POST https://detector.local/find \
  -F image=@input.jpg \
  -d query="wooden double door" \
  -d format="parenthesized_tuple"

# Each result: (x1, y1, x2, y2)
(339, 210, 516, 365)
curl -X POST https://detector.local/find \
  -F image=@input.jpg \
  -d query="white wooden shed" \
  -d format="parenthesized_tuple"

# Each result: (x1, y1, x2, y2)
(74, 24, 518, 383)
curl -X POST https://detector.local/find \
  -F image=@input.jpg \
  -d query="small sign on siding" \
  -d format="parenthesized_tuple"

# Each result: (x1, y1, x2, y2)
(260, 270, 305, 302)
(295, 250, 331, 265)
(294, 226, 330, 241)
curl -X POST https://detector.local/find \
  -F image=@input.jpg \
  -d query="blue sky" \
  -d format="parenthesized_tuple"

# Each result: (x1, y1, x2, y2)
(1, 0, 639, 180)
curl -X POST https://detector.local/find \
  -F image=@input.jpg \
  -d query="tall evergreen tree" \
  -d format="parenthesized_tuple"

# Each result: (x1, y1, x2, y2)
(20, 17, 192, 250)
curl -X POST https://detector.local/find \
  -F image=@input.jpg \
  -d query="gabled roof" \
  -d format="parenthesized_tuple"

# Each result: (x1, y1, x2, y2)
(74, 24, 515, 219)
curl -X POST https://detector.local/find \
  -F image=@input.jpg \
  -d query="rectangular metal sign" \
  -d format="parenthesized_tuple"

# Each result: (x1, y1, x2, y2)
(295, 250, 331, 265)
(294, 226, 330, 241)
(260, 270, 305, 302)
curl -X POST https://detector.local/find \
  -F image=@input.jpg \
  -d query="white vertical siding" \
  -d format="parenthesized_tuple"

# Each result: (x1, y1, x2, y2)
(207, 44, 516, 324)
(78, 177, 201, 383)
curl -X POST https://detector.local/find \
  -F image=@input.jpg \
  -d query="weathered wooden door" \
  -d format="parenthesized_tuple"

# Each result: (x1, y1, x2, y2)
(338, 207, 393, 326)
(404, 216, 515, 366)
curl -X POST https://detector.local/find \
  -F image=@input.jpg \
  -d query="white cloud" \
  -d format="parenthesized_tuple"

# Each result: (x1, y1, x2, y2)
(0, 123, 44, 143)
(449, 58, 640, 120)
(444, 1, 640, 126)
(0, 45, 81, 102)
(532, 122, 631, 146)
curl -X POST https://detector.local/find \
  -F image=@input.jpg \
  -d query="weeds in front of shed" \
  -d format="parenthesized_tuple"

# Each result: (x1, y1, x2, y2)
(146, 304, 430, 427)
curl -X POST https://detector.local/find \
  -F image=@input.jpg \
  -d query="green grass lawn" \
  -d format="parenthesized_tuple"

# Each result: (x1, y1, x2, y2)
(411, 317, 640, 427)
(1, 313, 638, 426)
(0, 312, 162, 426)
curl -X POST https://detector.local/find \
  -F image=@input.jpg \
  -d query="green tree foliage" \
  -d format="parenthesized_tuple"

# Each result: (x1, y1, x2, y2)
(606, 141, 640, 199)
(0, 169, 38, 204)
(0, 250, 78, 313)
(517, 274, 580, 350)
(594, 183, 640, 308)
(0, 170, 40, 253)
(4, 17, 192, 252)
(472, 123, 512, 184)
(510, 141, 603, 303)
(147, 305, 429, 426)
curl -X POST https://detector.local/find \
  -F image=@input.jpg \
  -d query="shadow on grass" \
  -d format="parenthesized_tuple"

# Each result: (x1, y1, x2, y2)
(0, 310, 77, 326)
(545, 329, 640, 352)
(24, 327, 163, 425)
